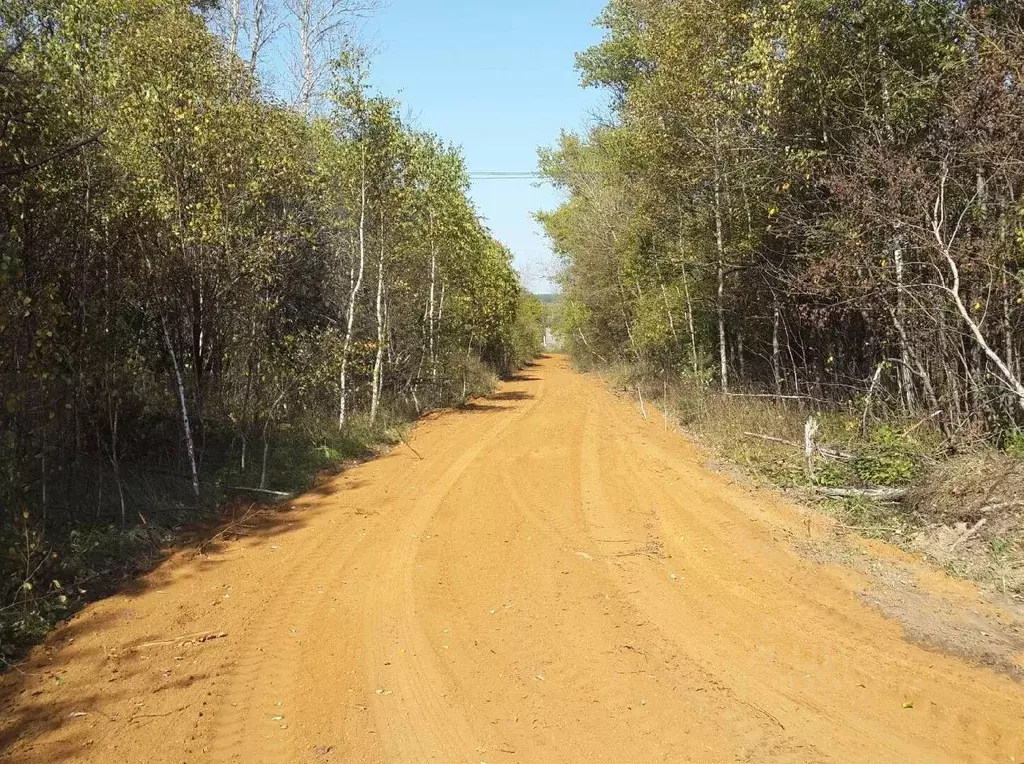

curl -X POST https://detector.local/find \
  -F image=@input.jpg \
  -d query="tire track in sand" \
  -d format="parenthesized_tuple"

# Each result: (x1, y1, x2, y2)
(362, 377, 543, 763)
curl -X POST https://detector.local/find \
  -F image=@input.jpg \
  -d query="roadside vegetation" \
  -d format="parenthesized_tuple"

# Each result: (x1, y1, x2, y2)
(540, 1, 1024, 598)
(0, 0, 541, 659)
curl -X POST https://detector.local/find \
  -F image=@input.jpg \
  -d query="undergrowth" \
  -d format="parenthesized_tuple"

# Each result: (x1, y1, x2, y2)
(0, 358, 507, 665)
(0, 414, 407, 662)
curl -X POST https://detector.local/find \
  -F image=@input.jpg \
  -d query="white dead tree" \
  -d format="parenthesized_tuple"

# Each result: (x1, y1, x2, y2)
(931, 163, 1024, 412)
(225, 0, 245, 56)
(161, 313, 200, 498)
(284, 0, 375, 115)
(369, 217, 386, 424)
(208, 0, 278, 85)
(712, 119, 729, 394)
(248, 0, 276, 77)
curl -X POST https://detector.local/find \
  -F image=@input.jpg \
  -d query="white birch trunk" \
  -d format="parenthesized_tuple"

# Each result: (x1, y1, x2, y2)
(249, 0, 269, 77)
(161, 313, 200, 498)
(676, 201, 699, 375)
(291, 0, 314, 114)
(428, 229, 437, 380)
(894, 244, 916, 410)
(933, 171, 1024, 411)
(772, 300, 783, 399)
(660, 282, 678, 342)
(369, 222, 385, 424)
(228, 0, 242, 56)
(713, 160, 728, 394)
(339, 150, 367, 428)
(435, 281, 446, 370)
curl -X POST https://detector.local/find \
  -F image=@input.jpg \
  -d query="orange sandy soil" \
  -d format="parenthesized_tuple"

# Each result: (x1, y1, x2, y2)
(2, 355, 1023, 763)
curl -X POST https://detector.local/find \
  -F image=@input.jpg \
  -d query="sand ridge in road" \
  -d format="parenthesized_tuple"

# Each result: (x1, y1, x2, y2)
(2, 355, 1023, 763)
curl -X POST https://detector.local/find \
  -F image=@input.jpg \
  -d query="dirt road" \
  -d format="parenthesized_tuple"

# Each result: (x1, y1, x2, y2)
(3, 356, 1024, 763)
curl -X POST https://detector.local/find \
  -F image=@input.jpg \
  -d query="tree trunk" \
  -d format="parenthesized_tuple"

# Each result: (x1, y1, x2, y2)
(676, 200, 699, 375)
(296, 0, 313, 114)
(660, 281, 678, 342)
(107, 403, 126, 527)
(616, 274, 640, 360)
(713, 158, 728, 393)
(893, 244, 916, 411)
(259, 423, 270, 489)
(369, 220, 386, 425)
(772, 299, 783, 399)
(161, 313, 200, 498)
(678, 279, 698, 376)
(339, 150, 367, 428)
(737, 329, 745, 379)
(228, 0, 242, 56)
(428, 227, 437, 380)
(1003, 267, 1013, 378)
(436, 282, 446, 350)
(249, 0, 269, 77)
(932, 181, 1024, 411)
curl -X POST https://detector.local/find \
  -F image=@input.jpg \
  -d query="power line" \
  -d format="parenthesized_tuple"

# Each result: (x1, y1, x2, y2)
(468, 171, 543, 179)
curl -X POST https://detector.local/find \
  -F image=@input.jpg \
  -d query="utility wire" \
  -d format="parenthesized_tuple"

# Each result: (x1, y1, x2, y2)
(468, 171, 543, 179)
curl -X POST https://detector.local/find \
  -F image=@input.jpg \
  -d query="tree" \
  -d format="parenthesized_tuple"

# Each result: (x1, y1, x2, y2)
(541, 0, 1024, 439)
(0, 0, 538, 631)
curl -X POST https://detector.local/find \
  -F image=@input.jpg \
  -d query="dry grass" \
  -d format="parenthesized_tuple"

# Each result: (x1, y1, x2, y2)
(908, 453, 1024, 526)
(907, 455, 1024, 595)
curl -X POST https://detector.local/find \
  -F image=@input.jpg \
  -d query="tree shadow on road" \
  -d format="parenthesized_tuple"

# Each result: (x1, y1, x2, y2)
(0, 374, 544, 761)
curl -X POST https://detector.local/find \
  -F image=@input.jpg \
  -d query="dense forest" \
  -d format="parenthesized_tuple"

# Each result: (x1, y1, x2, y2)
(541, 0, 1024, 446)
(0, 0, 539, 649)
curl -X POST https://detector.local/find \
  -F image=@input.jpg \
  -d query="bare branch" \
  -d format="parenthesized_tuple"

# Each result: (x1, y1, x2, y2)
(0, 128, 107, 178)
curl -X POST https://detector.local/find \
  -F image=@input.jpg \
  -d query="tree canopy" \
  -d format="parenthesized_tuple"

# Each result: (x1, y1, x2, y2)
(540, 0, 1024, 441)
(0, 0, 538, 644)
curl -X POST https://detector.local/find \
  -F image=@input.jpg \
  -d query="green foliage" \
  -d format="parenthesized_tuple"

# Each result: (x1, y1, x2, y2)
(506, 291, 545, 372)
(852, 427, 924, 487)
(541, 0, 1024, 438)
(1004, 432, 1024, 459)
(0, 0, 531, 658)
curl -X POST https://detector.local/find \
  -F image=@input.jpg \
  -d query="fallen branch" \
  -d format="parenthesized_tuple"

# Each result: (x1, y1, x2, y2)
(836, 523, 899, 533)
(398, 430, 422, 460)
(576, 328, 608, 365)
(134, 631, 227, 650)
(725, 391, 829, 403)
(137, 511, 161, 552)
(130, 703, 192, 721)
(226, 486, 294, 500)
(742, 432, 855, 460)
(903, 410, 944, 437)
(977, 500, 1024, 514)
(948, 518, 987, 552)
(194, 503, 259, 557)
(815, 487, 908, 501)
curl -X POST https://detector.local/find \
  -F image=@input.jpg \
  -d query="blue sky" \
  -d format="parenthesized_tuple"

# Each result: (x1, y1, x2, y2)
(362, 1, 608, 292)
